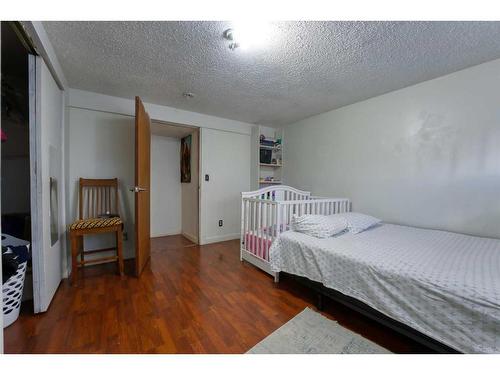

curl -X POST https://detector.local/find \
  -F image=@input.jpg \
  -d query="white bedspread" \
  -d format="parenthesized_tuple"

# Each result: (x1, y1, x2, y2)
(269, 223, 500, 353)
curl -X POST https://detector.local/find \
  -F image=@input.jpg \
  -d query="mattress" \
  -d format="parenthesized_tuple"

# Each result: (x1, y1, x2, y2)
(269, 223, 500, 353)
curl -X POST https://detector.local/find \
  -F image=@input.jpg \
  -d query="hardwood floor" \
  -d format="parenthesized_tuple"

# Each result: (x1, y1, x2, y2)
(4, 235, 431, 353)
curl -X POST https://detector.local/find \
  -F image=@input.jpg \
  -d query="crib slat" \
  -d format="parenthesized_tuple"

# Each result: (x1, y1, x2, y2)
(245, 200, 249, 245)
(246, 200, 250, 247)
(274, 204, 278, 238)
(257, 201, 262, 258)
(252, 200, 256, 249)
(241, 198, 245, 250)
(256, 201, 259, 251)
(262, 202, 266, 258)
(243, 200, 247, 250)
(261, 201, 265, 259)
(264, 203, 269, 260)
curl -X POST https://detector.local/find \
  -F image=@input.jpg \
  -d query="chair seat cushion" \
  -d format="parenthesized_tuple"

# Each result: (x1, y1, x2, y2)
(70, 217, 122, 230)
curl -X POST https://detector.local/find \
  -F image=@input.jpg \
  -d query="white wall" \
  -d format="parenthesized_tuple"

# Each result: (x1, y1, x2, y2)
(66, 108, 136, 259)
(181, 130, 199, 243)
(283, 58, 500, 239)
(68, 89, 253, 135)
(200, 128, 251, 244)
(151, 135, 181, 237)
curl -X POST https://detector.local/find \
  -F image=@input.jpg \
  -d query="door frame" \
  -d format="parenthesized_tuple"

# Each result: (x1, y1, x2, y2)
(149, 120, 201, 244)
(197, 128, 202, 244)
(29, 55, 44, 313)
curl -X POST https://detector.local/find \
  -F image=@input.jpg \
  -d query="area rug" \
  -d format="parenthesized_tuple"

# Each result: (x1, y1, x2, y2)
(247, 308, 391, 354)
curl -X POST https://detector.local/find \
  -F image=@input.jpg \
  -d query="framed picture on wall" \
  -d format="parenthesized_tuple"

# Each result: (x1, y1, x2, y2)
(181, 134, 191, 183)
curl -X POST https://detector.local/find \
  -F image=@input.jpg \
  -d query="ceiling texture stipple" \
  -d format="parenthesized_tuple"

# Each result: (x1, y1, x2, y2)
(43, 21, 500, 127)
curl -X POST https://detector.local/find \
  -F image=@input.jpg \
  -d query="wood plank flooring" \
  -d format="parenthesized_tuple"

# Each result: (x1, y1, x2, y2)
(4, 235, 431, 353)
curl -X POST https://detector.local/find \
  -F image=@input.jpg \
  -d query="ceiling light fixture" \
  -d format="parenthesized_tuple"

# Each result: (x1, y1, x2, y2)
(223, 21, 272, 51)
(223, 28, 238, 50)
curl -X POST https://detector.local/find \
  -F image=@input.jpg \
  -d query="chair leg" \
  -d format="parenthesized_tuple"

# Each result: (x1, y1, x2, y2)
(79, 236, 84, 263)
(116, 227, 124, 276)
(71, 233, 79, 285)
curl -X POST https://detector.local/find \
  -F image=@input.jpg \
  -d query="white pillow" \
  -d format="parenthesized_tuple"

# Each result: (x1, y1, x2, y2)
(291, 214, 348, 238)
(334, 212, 381, 234)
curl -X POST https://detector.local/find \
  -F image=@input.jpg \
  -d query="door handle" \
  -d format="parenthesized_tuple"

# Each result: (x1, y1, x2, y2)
(130, 187, 148, 193)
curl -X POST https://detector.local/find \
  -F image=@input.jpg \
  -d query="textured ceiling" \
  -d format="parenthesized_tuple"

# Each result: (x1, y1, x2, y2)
(43, 21, 500, 126)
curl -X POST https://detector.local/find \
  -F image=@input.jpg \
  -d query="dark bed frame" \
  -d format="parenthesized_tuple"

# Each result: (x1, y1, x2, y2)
(282, 272, 461, 354)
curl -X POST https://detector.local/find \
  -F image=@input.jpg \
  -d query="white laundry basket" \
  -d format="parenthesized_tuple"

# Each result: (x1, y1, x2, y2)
(2, 233, 30, 328)
(2, 260, 28, 327)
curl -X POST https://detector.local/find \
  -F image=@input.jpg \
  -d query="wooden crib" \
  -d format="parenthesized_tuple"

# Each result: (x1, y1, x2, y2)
(240, 185, 351, 281)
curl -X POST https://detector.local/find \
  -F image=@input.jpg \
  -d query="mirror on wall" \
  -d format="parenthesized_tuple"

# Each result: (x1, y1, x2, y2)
(49, 177, 58, 246)
(49, 146, 59, 246)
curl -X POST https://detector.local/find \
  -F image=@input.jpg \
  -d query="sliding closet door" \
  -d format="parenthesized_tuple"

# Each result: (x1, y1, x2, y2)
(0, 26, 3, 353)
(31, 56, 64, 313)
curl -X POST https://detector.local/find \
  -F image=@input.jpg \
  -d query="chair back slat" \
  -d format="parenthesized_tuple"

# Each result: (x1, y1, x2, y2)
(79, 178, 119, 220)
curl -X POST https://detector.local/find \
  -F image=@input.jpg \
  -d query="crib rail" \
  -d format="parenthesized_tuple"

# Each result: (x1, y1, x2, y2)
(241, 185, 311, 201)
(241, 197, 351, 240)
(240, 185, 351, 280)
(277, 198, 351, 227)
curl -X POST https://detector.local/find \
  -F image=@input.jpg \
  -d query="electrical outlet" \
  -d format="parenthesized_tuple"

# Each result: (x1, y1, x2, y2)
(123, 232, 128, 241)
(218, 220, 223, 227)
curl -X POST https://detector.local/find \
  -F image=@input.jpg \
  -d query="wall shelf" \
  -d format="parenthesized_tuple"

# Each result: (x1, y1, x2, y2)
(259, 180, 282, 184)
(259, 144, 282, 151)
(251, 126, 284, 190)
(259, 163, 282, 168)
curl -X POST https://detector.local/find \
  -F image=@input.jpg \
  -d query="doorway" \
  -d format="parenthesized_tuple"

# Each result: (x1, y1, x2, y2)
(1, 22, 35, 328)
(150, 122, 200, 246)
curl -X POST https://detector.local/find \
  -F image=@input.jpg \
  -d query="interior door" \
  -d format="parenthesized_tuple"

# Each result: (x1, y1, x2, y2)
(134, 97, 151, 276)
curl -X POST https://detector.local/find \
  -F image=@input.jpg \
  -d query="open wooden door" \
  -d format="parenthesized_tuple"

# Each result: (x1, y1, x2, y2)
(134, 97, 151, 276)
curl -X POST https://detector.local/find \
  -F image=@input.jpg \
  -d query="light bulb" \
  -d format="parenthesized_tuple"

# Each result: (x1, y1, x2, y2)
(228, 21, 272, 50)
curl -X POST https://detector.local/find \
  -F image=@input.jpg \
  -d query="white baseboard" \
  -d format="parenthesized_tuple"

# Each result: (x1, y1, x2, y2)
(150, 230, 182, 238)
(181, 232, 199, 244)
(200, 233, 240, 245)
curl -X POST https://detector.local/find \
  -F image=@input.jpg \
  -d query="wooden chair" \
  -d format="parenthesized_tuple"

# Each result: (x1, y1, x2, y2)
(69, 178, 124, 285)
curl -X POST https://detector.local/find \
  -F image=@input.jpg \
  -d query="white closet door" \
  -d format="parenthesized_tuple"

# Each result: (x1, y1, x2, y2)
(199, 128, 251, 244)
(31, 56, 64, 313)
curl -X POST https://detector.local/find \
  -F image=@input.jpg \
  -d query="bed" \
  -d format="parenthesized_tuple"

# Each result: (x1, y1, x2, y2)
(269, 223, 500, 353)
